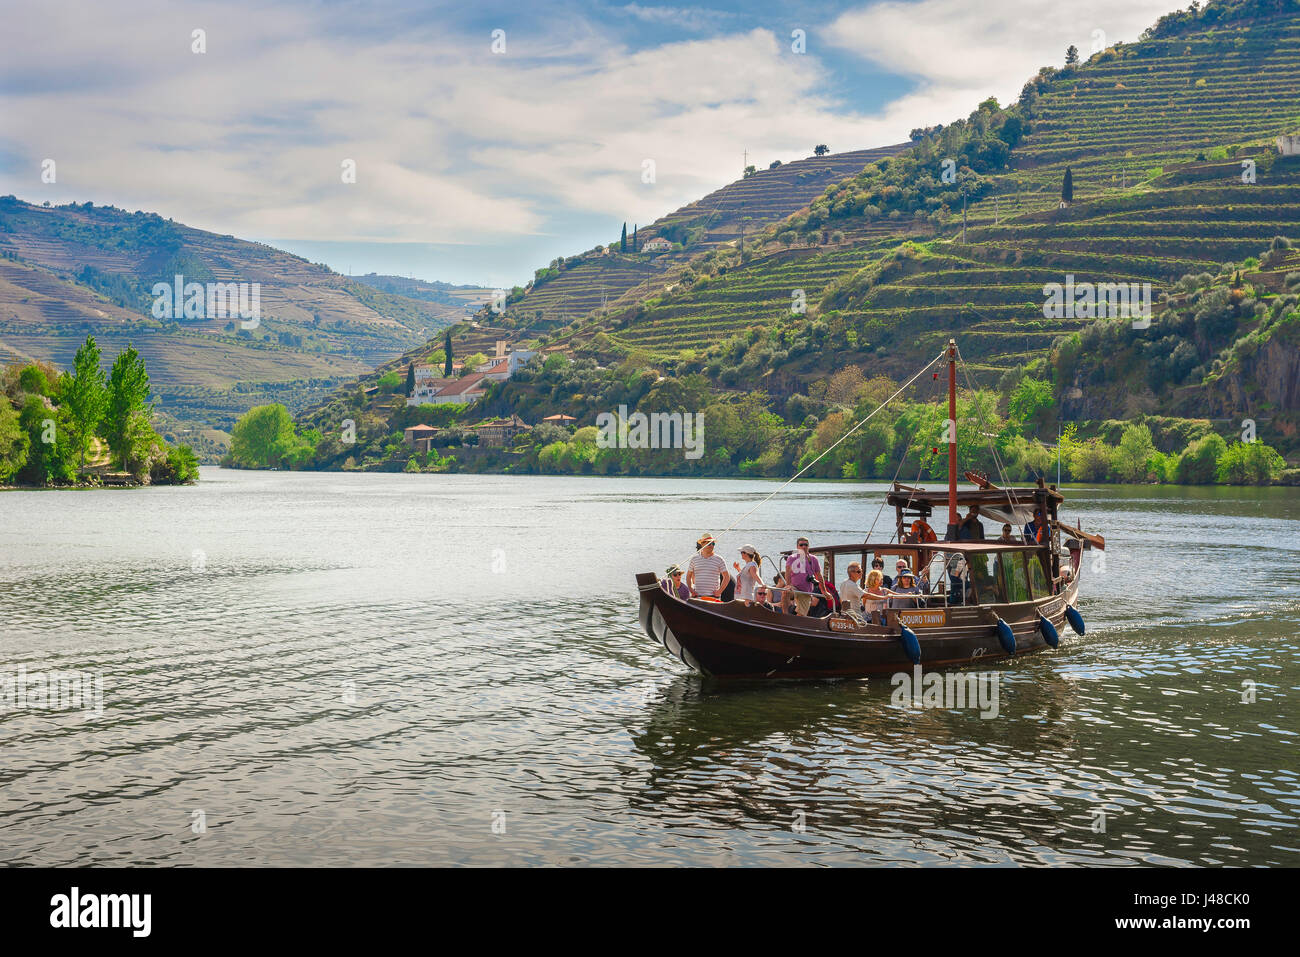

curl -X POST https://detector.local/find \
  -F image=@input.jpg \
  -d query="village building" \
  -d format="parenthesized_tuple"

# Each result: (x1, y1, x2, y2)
(472, 414, 529, 448)
(406, 340, 537, 407)
(424, 372, 488, 405)
(541, 413, 577, 426)
(403, 424, 441, 453)
(640, 236, 672, 253)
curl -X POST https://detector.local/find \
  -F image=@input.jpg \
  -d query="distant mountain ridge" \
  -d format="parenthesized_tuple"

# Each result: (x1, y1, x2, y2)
(0, 197, 462, 452)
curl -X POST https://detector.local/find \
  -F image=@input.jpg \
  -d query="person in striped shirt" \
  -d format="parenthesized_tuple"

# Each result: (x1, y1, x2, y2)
(686, 533, 730, 599)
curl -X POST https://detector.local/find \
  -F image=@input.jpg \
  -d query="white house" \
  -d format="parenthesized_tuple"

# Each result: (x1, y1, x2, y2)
(640, 237, 672, 253)
(406, 340, 536, 406)
(1278, 134, 1300, 157)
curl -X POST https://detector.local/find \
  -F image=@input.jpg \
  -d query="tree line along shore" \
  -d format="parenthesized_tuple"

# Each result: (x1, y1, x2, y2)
(0, 334, 198, 488)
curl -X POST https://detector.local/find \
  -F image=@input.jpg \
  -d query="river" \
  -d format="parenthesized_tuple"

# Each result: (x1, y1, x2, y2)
(1, 469, 1297, 865)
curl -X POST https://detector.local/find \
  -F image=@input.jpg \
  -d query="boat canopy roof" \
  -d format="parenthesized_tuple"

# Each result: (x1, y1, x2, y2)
(785, 541, 1046, 558)
(886, 484, 1064, 508)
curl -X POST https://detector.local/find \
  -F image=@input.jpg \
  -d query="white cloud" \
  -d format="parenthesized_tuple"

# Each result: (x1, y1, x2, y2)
(826, 0, 1174, 126)
(0, 0, 1180, 272)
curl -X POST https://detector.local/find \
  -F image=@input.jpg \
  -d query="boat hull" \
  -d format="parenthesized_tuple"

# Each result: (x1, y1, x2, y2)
(636, 572, 1078, 680)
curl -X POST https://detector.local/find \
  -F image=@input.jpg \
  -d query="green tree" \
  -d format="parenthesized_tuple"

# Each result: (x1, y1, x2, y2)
(119, 409, 163, 481)
(17, 395, 75, 485)
(620, 222, 627, 253)
(151, 444, 199, 484)
(1069, 437, 1113, 482)
(1065, 44, 1079, 64)
(1061, 166, 1074, 204)
(63, 334, 108, 468)
(814, 144, 829, 155)
(1114, 423, 1155, 482)
(1174, 433, 1226, 484)
(105, 344, 151, 466)
(1008, 377, 1053, 432)
(443, 330, 454, 377)
(18, 365, 50, 396)
(0, 399, 29, 481)
(405, 362, 415, 397)
(1216, 441, 1285, 484)
(230, 404, 297, 468)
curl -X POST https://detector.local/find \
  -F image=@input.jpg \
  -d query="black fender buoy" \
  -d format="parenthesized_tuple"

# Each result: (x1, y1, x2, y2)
(898, 625, 921, 665)
(1038, 614, 1060, 648)
(1064, 604, 1085, 636)
(995, 617, 1016, 655)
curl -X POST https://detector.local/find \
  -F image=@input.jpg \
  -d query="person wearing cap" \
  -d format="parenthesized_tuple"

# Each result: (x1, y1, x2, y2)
(732, 545, 762, 604)
(662, 565, 690, 600)
(783, 536, 827, 616)
(886, 568, 925, 609)
(1023, 509, 1047, 545)
(686, 533, 729, 599)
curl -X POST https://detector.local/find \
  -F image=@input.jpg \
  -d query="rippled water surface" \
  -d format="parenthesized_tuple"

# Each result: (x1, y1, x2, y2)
(1, 469, 1297, 866)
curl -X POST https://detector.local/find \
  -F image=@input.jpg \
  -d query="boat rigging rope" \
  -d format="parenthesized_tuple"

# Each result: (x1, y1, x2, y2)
(953, 343, 1025, 521)
(865, 363, 942, 544)
(720, 349, 947, 535)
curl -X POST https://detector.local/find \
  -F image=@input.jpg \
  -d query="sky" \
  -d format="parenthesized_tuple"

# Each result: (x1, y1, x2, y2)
(0, 0, 1176, 287)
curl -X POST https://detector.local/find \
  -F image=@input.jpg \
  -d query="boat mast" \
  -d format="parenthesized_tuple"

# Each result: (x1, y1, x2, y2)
(946, 338, 959, 540)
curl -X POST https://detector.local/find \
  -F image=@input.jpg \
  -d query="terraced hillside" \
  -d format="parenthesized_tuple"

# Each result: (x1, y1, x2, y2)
(473, 143, 910, 337)
(549, 0, 1300, 382)
(649, 144, 911, 248)
(0, 198, 459, 451)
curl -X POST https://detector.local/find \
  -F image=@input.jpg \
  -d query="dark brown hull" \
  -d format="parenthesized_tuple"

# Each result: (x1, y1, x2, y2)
(636, 572, 1079, 680)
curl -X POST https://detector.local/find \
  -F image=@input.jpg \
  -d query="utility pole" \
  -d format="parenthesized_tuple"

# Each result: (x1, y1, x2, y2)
(742, 149, 748, 178)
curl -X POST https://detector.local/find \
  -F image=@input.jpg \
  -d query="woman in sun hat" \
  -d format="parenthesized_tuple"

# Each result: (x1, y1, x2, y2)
(887, 567, 924, 609)
(662, 564, 690, 600)
(733, 544, 762, 603)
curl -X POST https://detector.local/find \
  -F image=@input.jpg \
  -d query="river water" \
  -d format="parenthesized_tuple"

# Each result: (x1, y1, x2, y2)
(1, 469, 1297, 866)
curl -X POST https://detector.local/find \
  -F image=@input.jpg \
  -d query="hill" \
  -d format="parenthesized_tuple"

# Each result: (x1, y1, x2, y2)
(295, 0, 1300, 478)
(0, 197, 460, 453)
(474, 143, 910, 336)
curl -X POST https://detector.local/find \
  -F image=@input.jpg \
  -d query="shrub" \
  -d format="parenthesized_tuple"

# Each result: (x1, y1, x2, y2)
(1215, 441, 1285, 484)
(1174, 433, 1226, 484)
(1069, 437, 1113, 482)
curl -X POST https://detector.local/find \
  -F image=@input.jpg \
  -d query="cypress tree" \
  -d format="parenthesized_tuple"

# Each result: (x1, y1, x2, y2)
(633, 224, 638, 250)
(1062, 166, 1074, 204)
(620, 222, 627, 253)
(405, 362, 415, 396)
(443, 330, 453, 376)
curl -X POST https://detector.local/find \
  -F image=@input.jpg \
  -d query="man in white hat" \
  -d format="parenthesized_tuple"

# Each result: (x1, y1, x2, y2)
(686, 533, 729, 599)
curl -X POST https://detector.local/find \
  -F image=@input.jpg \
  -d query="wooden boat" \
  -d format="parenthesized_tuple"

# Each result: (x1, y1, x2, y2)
(634, 339, 1103, 680)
